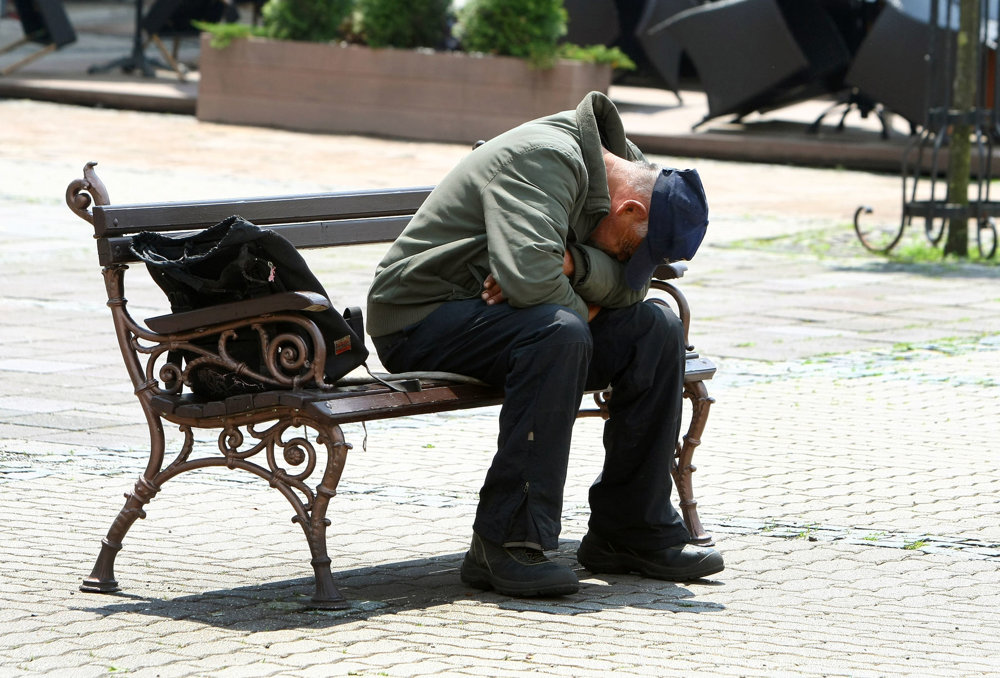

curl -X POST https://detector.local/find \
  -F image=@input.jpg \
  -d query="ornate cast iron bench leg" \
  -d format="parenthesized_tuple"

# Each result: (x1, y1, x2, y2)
(81, 403, 353, 608)
(81, 416, 166, 594)
(80, 477, 161, 593)
(587, 382, 714, 545)
(674, 380, 714, 546)
(202, 414, 353, 609)
(293, 417, 352, 610)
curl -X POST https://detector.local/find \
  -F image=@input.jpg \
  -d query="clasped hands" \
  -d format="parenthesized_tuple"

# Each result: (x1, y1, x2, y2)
(481, 251, 601, 321)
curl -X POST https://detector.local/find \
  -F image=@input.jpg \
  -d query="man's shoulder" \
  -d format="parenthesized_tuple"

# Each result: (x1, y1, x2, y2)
(506, 113, 582, 153)
(475, 119, 584, 177)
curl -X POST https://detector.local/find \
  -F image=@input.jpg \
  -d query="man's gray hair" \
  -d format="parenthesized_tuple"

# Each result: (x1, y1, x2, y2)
(629, 159, 660, 198)
(629, 159, 660, 239)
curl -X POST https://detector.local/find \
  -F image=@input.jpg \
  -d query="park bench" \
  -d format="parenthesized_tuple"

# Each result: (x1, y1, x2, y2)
(66, 161, 718, 609)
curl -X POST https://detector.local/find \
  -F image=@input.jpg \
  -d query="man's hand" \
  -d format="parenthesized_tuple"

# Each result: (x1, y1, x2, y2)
(563, 250, 575, 277)
(483, 252, 599, 320)
(484, 252, 572, 305)
(567, 250, 601, 321)
(482, 274, 506, 305)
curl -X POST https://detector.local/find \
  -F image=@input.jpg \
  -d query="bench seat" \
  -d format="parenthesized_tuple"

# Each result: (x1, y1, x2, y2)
(149, 351, 715, 424)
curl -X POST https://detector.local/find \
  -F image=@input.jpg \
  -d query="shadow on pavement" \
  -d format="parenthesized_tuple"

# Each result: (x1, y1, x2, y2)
(834, 260, 1000, 279)
(72, 548, 726, 629)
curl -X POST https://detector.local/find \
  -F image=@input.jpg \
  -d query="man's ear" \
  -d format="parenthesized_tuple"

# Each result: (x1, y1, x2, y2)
(617, 198, 649, 223)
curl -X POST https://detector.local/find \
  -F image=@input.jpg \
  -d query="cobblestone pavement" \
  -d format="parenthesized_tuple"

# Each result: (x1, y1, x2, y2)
(1, 100, 999, 676)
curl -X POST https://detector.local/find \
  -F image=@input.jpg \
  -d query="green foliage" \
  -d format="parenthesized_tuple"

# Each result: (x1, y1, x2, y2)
(556, 43, 636, 70)
(889, 236, 999, 266)
(197, 0, 634, 74)
(192, 20, 265, 49)
(261, 0, 353, 43)
(890, 239, 947, 263)
(794, 523, 819, 540)
(456, 0, 567, 67)
(356, 0, 450, 49)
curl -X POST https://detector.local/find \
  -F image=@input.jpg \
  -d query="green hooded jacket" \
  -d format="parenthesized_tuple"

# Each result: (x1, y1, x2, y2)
(366, 91, 650, 338)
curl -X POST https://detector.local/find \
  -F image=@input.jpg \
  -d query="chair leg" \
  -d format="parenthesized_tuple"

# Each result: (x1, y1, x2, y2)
(674, 380, 715, 545)
(149, 33, 185, 80)
(0, 42, 58, 76)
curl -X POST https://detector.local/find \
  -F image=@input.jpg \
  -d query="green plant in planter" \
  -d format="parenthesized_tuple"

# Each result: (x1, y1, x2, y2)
(356, 0, 451, 49)
(456, 0, 567, 67)
(556, 43, 635, 71)
(196, 0, 634, 72)
(195, 0, 352, 47)
(193, 19, 264, 49)
(455, 0, 634, 70)
(261, 0, 353, 42)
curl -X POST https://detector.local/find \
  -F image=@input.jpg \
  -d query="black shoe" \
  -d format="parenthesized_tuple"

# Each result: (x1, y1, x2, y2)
(577, 532, 724, 581)
(460, 533, 579, 597)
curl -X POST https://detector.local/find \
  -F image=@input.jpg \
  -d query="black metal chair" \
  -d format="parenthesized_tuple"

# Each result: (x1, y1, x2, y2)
(635, 0, 699, 98)
(658, 0, 851, 127)
(563, 0, 621, 47)
(142, 0, 239, 78)
(0, 0, 76, 76)
(844, 0, 953, 130)
(659, 0, 807, 125)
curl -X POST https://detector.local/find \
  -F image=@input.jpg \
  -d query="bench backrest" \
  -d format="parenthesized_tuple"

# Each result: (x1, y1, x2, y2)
(91, 187, 434, 266)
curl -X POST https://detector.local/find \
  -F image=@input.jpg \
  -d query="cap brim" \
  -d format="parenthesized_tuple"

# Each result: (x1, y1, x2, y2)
(624, 238, 658, 291)
(674, 222, 708, 262)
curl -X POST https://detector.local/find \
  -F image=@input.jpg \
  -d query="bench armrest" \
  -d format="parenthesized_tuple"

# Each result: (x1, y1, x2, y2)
(653, 262, 688, 280)
(648, 268, 693, 350)
(144, 291, 331, 334)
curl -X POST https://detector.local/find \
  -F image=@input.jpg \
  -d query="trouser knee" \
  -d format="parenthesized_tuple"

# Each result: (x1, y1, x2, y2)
(517, 305, 593, 352)
(644, 301, 684, 348)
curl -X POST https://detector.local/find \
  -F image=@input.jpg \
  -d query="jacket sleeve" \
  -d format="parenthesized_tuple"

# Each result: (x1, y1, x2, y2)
(568, 243, 649, 307)
(480, 148, 591, 321)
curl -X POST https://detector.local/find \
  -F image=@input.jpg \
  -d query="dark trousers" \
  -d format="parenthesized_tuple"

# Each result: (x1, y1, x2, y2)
(373, 299, 691, 551)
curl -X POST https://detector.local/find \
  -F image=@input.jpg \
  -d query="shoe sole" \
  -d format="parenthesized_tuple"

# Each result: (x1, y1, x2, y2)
(460, 561, 579, 597)
(578, 549, 724, 582)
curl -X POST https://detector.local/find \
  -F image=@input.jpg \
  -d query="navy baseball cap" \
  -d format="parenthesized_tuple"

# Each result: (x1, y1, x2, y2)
(625, 168, 709, 290)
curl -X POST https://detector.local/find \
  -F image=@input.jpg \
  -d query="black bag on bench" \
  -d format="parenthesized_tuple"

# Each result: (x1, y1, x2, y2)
(131, 215, 368, 399)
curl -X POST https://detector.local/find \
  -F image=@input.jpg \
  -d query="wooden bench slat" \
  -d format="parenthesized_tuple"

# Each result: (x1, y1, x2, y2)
(308, 384, 508, 425)
(684, 356, 717, 381)
(93, 187, 434, 237)
(96, 215, 416, 266)
(150, 381, 506, 422)
(148, 352, 714, 424)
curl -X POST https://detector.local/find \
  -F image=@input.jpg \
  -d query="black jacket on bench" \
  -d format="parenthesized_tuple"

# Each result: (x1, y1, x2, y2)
(131, 215, 367, 397)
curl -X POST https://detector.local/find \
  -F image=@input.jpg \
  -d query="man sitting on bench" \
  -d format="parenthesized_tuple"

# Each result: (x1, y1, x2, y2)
(366, 91, 724, 597)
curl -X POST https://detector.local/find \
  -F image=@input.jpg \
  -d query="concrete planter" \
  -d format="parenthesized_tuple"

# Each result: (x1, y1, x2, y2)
(196, 35, 612, 143)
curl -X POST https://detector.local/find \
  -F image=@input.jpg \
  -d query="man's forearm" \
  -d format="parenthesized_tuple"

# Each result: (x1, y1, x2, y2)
(569, 243, 648, 307)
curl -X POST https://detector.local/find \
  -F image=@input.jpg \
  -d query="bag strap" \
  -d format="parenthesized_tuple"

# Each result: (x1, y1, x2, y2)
(341, 306, 420, 393)
(363, 364, 422, 393)
(342, 306, 365, 338)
